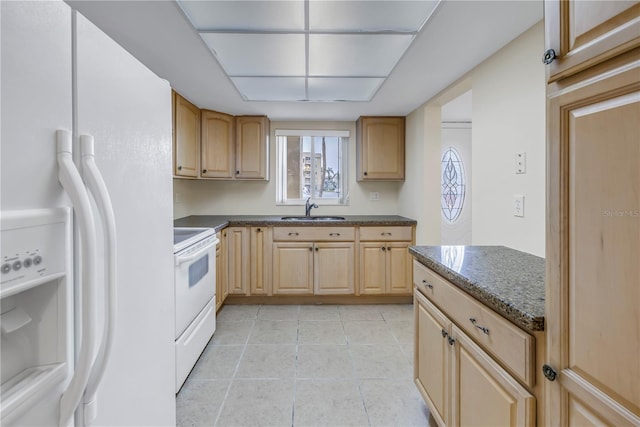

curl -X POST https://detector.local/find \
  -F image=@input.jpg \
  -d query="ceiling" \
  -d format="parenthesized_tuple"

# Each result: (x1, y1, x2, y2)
(66, 0, 542, 121)
(176, 0, 439, 102)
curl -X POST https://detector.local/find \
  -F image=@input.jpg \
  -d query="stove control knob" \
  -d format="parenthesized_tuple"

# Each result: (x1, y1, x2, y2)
(33, 255, 42, 265)
(1, 263, 11, 274)
(23, 258, 33, 268)
(12, 260, 22, 271)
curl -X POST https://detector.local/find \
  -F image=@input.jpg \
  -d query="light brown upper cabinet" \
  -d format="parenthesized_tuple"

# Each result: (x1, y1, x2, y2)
(201, 110, 235, 179)
(545, 1, 640, 82)
(235, 116, 270, 180)
(356, 116, 405, 181)
(545, 1, 640, 426)
(173, 91, 200, 178)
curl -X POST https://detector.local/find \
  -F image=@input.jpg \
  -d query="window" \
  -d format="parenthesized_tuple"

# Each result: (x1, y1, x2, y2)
(441, 147, 466, 223)
(276, 130, 349, 205)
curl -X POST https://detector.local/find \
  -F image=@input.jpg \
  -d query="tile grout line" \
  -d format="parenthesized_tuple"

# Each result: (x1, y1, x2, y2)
(212, 306, 259, 427)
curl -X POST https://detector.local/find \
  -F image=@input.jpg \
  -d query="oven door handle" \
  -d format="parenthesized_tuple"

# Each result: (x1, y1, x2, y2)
(175, 239, 218, 266)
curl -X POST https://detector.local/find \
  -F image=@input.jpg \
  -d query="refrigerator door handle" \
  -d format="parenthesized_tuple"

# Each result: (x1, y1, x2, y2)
(56, 130, 98, 427)
(79, 135, 118, 426)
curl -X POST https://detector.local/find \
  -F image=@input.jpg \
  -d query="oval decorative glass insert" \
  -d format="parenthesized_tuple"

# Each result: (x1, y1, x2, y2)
(441, 147, 466, 223)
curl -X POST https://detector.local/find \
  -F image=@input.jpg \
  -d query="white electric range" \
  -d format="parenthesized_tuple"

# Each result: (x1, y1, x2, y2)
(173, 227, 218, 392)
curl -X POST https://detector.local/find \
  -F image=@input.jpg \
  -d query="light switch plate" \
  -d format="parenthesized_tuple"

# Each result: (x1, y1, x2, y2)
(514, 195, 525, 217)
(516, 152, 526, 174)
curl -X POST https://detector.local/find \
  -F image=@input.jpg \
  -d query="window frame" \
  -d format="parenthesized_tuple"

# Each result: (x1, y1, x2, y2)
(275, 129, 350, 206)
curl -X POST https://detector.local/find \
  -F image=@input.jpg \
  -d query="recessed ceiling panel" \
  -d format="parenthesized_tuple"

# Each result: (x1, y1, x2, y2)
(178, 0, 305, 31)
(201, 33, 305, 76)
(309, 34, 414, 77)
(308, 78, 385, 101)
(309, 0, 440, 32)
(232, 77, 306, 101)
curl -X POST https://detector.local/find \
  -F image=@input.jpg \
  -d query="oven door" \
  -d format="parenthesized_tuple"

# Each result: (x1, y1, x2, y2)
(174, 236, 217, 338)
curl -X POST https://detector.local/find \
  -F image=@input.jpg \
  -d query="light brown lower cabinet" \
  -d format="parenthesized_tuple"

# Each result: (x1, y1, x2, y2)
(215, 231, 228, 311)
(250, 227, 272, 295)
(226, 226, 249, 295)
(415, 290, 535, 427)
(359, 242, 411, 294)
(271, 241, 355, 295)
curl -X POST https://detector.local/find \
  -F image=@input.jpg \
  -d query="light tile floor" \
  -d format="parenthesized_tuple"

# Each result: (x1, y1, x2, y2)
(176, 304, 432, 427)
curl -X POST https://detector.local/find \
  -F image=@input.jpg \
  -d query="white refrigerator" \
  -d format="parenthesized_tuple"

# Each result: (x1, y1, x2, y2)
(1, 1, 176, 426)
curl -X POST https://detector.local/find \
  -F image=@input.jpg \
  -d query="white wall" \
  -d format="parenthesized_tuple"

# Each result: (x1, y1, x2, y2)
(398, 106, 441, 244)
(471, 21, 545, 256)
(174, 120, 401, 217)
(400, 21, 545, 256)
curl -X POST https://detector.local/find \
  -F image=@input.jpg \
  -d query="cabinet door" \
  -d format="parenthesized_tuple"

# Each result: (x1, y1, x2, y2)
(215, 232, 223, 311)
(357, 116, 405, 181)
(250, 227, 272, 295)
(173, 91, 200, 178)
(227, 227, 248, 295)
(545, 1, 639, 82)
(272, 242, 313, 294)
(359, 242, 387, 294)
(314, 242, 355, 295)
(414, 291, 450, 427)
(235, 116, 269, 179)
(451, 326, 535, 427)
(216, 230, 228, 308)
(386, 242, 411, 294)
(201, 110, 234, 178)
(546, 59, 640, 425)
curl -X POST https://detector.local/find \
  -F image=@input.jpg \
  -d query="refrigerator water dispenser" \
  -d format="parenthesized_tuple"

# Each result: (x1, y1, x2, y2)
(0, 208, 72, 425)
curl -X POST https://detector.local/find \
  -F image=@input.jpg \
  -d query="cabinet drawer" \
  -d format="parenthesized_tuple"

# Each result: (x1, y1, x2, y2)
(359, 226, 412, 241)
(413, 261, 535, 388)
(273, 226, 355, 242)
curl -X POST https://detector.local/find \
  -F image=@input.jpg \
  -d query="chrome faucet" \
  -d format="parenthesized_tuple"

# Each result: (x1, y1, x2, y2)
(305, 197, 318, 217)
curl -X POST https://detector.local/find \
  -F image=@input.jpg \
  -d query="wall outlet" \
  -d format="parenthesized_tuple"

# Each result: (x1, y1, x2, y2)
(516, 152, 527, 174)
(369, 192, 380, 201)
(513, 195, 525, 217)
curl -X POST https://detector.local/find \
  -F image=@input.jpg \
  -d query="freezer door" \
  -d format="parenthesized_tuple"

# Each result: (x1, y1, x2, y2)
(1, 2, 74, 426)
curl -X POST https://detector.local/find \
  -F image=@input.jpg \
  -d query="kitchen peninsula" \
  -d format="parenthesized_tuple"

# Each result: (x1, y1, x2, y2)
(410, 245, 545, 427)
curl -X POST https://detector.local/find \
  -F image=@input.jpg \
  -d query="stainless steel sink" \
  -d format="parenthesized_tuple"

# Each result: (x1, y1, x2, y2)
(281, 216, 346, 221)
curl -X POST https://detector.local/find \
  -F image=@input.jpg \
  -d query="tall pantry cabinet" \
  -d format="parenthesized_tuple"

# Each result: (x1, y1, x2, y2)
(544, 2, 639, 426)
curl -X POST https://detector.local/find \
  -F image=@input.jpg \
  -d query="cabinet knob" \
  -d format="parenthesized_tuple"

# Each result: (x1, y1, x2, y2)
(309, 247, 313, 252)
(236, 170, 240, 174)
(387, 247, 391, 251)
(441, 329, 448, 338)
(542, 48, 557, 64)
(364, 172, 368, 176)
(315, 247, 318, 252)
(256, 228, 261, 232)
(382, 246, 386, 251)
(177, 165, 182, 171)
(447, 336, 455, 346)
(202, 169, 207, 174)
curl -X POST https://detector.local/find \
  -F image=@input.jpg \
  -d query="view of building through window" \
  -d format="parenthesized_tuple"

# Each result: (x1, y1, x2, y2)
(276, 131, 348, 204)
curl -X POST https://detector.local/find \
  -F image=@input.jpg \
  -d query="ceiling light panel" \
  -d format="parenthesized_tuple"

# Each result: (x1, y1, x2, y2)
(201, 33, 305, 76)
(308, 78, 384, 101)
(232, 77, 306, 101)
(309, 34, 414, 77)
(178, 0, 305, 31)
(308, 0, 440, 32)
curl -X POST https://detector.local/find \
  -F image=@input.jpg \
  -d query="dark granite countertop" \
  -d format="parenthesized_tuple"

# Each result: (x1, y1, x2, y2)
(409, 245, 545, 332)
(175, 215, 416, 232)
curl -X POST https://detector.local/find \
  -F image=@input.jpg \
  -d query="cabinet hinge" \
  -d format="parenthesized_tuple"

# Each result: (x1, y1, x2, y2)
(542, 364, 557, 381)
